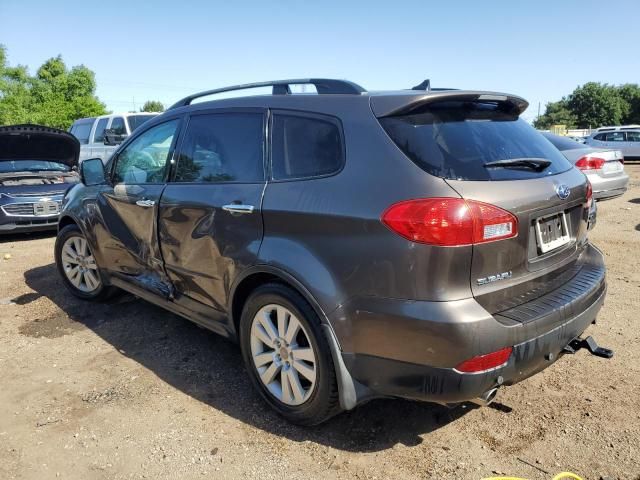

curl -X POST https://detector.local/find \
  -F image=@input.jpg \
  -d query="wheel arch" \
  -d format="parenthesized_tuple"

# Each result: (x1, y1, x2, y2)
(229, 265, 332, 340)
(229, 265, 364, 411)
(57, 214, 79, 232)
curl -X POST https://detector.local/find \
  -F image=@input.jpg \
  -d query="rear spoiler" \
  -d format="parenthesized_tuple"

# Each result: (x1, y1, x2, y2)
(370, 91, 529, 118)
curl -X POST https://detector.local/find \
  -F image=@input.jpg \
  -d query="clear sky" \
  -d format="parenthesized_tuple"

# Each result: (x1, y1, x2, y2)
(1, 0, 639, 122)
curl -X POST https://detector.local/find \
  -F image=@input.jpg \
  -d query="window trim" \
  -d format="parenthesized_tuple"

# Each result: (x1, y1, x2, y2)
(110, 116, 184, 185)
(268, 109, 346, 183)
(169, 107, 268, 185)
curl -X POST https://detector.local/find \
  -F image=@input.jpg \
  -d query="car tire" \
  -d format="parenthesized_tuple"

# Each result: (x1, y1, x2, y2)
(55, 224, 114, 301)
(239, 283, 341, 425)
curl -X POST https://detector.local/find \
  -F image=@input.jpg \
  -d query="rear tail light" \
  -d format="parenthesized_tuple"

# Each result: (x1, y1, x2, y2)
(575, 156, 606, 170)
(455, 347, 513, 373)
(381, 198, 517, 246)
(586, 181, 593, 209)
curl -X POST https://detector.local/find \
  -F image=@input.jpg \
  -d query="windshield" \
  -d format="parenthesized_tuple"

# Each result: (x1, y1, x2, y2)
(127, 115, 155, 132)
(0, 160, 71, 174)
(380, 101, 573, 181)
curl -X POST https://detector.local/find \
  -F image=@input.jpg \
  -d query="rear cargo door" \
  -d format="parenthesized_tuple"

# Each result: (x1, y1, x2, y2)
(378, 98, 591, 313)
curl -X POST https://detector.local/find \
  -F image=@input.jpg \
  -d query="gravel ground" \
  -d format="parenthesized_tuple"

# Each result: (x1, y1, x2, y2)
(1, 165, 639, 480)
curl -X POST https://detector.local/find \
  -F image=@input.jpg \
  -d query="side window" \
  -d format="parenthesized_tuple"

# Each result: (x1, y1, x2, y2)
(626, 131, 640, 142)
(113, 120, 180, 184)
(110, 117, 126, 135)
(92, 118, 109, 143)
(71, 122, 93, 145)
(593, 133, 606, 141)
(175, 113, 264, 183)
(604, 132, 626, 142)
(271, 113, 344, 180)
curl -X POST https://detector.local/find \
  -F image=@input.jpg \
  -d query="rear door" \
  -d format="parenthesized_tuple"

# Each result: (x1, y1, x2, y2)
(625, 131, 640, 157)
(89, 117, 109, 161)
(95, 118, 182, 292)
(158, 109, 266, 311)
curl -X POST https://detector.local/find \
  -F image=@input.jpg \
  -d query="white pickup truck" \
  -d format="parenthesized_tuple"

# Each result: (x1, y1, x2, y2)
(69, 112, 158, 164)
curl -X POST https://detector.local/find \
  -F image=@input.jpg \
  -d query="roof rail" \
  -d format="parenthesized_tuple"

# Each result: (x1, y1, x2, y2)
(168, 78, 366, 109)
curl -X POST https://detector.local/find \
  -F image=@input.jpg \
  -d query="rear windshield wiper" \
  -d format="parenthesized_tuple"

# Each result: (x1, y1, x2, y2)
(483, 158, 552, 172)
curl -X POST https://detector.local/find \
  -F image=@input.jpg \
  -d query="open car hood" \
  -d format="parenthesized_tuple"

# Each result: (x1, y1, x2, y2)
(0, 124, 80, 168)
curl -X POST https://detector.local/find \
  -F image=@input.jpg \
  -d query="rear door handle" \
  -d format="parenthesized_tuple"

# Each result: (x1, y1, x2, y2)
(222, 204, 255, 214)
(136, 199, 156, 208)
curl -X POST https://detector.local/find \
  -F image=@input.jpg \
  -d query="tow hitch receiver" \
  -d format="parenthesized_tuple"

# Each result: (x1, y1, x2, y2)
(563, 336, 614, 359)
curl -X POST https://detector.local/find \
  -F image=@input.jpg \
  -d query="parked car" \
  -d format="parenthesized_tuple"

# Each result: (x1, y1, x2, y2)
(0, 124, 79, 233)
(56, 79, 609, 425)
(69, 112, 158, 164)
(566, 135, 586, 144)
(585, 129, 640, 160)
(542, 132, 628, 200)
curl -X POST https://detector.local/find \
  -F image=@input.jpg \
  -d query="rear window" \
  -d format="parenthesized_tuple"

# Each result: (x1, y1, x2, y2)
(542, 132, 584, 151)
(380, 102, 573, 181)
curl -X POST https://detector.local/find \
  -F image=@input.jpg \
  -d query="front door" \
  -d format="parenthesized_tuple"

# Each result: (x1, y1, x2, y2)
(95, 118, 182, 294)
(158, 110, 266, 312)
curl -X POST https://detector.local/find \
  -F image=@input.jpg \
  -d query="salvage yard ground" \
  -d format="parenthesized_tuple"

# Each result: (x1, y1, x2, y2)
(1, 166, 639, 480)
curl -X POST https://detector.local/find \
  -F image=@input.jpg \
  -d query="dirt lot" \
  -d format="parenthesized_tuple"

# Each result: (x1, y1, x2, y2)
(1, 166, 639, 480)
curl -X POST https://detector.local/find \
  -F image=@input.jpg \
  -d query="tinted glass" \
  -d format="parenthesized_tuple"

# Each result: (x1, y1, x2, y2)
(593, 133, 606, 141)
(626, 131, 640, 141)
(70, 122, 93, 144)
(175, 113, 264, 183)
(604, 132, 626, 142)
(542, 132, 584, 151)
(271, 114, 343, 180)
(93, 118, 109, 143)
(113, 120, 179, 184)
(380, 102, 573, 181)
(110, 117, 126, 135)
(127, 115, 155, 132)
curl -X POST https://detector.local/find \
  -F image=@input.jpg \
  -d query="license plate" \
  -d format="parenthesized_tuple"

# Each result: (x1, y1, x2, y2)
(602, 161, 623, 174)
(535, 212, 570, 253)
(33, 201, 60, 216)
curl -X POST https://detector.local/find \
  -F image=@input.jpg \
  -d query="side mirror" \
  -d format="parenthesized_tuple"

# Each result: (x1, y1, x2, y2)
(104, 128, 128, 146)
(80, 158, 107, 186)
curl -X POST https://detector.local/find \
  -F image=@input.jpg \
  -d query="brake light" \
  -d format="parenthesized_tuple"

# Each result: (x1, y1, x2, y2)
(575, 156, 606, 170)
(381, 198, 518, 246)
(586, 181, 593, 209)
(455, 347, 513, 373)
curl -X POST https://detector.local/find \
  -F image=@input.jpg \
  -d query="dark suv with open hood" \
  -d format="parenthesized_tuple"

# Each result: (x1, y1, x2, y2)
(0, 124, 79, 233)
(55, 79, 609, 425)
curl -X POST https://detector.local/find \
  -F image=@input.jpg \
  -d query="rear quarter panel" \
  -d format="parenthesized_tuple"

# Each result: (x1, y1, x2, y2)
(258, 99, 473, 319)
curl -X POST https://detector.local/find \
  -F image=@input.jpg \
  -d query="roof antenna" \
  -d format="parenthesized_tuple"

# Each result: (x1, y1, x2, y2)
(411, 79, 431, 91)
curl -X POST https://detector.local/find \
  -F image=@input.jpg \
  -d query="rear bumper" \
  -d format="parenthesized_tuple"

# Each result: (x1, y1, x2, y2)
(586, 171, 629, 200)
(331, 243, 606, 405)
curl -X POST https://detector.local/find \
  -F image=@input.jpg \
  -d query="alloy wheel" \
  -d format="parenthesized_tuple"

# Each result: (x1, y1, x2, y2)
(249, 304, 318, 406)
(60, 235, 101, 293)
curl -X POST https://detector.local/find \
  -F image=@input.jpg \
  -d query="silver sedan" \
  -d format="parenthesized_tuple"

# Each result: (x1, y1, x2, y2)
(542, 132, 629, 200)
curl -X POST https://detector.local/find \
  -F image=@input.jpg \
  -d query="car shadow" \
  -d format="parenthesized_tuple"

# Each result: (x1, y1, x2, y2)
(629, 198, 640, 205)
(24, 263, 480, 452)
(0, 230, 56, 244)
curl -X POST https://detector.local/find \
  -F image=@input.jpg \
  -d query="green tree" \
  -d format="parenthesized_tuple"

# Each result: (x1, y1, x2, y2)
(618, 83, 640, 124)
(0, 45, 106, 128)
(533, 99, 577, 129)
(567, 82, 625, 128)
(141, 100, 164, 112)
